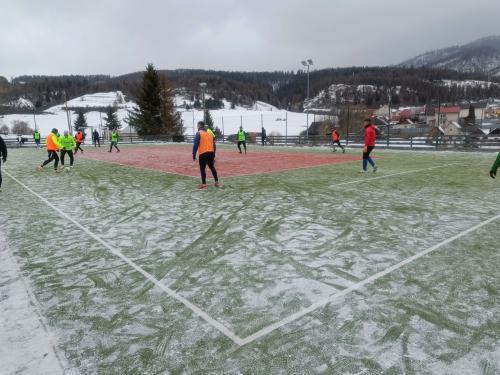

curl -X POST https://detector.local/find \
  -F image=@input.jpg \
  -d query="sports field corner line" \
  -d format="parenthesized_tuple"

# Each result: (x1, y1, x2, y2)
(4, 170, 245, 346)
(237, 211, 500, 346)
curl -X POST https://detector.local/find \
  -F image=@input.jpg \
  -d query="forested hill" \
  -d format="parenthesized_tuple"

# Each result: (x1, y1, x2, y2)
(2, 66, 500, 112)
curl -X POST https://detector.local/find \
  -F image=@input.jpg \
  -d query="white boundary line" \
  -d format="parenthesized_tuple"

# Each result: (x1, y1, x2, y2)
(238, 212, 500, 346)
(329, 162, 462, 188)
(4, 170, 244, 346)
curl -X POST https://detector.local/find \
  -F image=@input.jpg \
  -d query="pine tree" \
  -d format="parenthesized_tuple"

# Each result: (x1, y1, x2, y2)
(159, 76, 183, 135)
(126, 64, 182, 136)
(214, 126, 223, 140)
(74, 110, 88, 131)
(126, 63, 162, 136)
(204, 109, 214, 129)
(104, 106, 121, 131)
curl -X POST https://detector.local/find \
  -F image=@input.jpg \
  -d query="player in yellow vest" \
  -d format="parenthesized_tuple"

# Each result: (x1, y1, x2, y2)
(59, 130, 76, 169)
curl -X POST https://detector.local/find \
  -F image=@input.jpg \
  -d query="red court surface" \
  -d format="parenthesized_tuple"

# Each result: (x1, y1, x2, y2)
(81, 145, 361, 177)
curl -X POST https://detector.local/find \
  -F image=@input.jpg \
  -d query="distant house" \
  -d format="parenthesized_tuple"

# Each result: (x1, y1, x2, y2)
(375, 104, 390, 117)
(425, 105, 436, 126)
(459, 101, 487, 120)
(392, 119, 416, 130)
(435, 106, 460, 127)
(439, 121, 462, 136)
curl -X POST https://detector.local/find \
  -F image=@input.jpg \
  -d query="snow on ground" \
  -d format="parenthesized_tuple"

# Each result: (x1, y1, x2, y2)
(65, 91, 127, 108)
(0, 233, 66, 375)
(1, 91, 323, 137)
(179, 108, 323, 136)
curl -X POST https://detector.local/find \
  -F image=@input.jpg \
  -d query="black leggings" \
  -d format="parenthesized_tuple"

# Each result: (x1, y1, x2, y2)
(74, 142, 83, 154)
(199, 152, 218, 184)
(238, 141, 247, 153)
(60, 150, 74, 166)
(0, 162, 2, 187)
(333, 140, 344, 149)
(42, 151, 59, 169)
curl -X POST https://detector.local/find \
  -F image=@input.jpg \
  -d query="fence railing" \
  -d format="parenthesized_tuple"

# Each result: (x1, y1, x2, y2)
(5, 134, 500, 152)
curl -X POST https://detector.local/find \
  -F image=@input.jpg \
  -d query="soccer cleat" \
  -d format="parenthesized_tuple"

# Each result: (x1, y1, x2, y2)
(197, 184, 208, 189)
(342, 148, 346, 153)
(214, 182, 220, 187)
(358, 170, 367, 174)
(373, 166, 378, 173)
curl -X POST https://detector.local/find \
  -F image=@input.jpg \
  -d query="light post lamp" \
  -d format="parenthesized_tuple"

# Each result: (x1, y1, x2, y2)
(301, 59, 313, 101)
(199, 82, 207, 124)
(301, 59, 313, 140)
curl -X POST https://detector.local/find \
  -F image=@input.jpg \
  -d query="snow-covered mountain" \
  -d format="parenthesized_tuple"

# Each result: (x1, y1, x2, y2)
(399, 35, 500, 76)
(305, 84, 379, 109)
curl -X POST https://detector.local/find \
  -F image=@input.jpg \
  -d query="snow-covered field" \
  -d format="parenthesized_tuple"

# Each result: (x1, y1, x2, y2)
(1, 147, 499, 373)
(0, 92, 320, 138)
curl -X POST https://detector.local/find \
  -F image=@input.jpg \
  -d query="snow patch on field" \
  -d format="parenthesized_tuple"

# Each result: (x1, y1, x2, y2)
(0, 233, 70, 374)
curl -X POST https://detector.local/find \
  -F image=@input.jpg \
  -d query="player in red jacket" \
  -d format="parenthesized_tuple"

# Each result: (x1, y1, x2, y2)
(361, 118, 377, 173)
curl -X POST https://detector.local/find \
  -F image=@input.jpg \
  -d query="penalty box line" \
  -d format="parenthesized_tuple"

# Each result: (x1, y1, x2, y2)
(4, 170, 245, 346)
(238, 212, 500, 346)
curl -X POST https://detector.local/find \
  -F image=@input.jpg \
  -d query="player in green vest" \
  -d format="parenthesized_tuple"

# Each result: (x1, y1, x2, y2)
(59, 130, 76, 169)
(109, 130, 120, 153)
(237, 126, 247, 154)
(33, 130, 41, 148)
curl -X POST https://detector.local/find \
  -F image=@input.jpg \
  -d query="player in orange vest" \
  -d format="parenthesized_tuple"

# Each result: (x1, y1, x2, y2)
(74, 130, 85, 154)
(192, 121, 219, 189)
(37, 128, 62, 172)
(331, 129, 345, 153)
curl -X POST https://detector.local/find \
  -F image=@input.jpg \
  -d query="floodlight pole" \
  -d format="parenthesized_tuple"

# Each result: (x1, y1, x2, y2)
(200, 82, 207, 124)
(33, 107, 38, 131)
(301, 59, 313, 140)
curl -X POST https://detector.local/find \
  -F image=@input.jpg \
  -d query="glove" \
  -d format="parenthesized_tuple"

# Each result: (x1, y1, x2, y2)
(490, 170, 496, 179)
(2, 157, 6, 163)
(192, 154, 196, 161)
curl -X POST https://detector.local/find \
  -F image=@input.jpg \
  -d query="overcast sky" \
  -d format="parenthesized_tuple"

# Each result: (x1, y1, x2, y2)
(1, 0, 499, 77)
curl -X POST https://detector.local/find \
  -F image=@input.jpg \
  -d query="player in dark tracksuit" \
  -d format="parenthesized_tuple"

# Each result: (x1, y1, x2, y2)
(193, 121, 219, 189)
(0, 135, 7, 191)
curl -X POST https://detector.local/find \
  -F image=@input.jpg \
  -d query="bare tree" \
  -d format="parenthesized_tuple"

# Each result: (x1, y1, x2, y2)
(0, 124, 9, 135)
(11, 120, 33, 135)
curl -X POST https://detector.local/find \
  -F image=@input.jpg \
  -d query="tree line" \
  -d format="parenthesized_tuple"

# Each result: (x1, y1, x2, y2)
(1, 66, 500, 112)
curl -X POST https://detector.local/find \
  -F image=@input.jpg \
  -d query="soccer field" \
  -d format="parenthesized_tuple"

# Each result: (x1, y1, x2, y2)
(1, 145, 500, 374)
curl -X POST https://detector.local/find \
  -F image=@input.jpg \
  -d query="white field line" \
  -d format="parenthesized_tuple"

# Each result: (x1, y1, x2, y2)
(4, 170, 244, 346)
(329, 162, 462, 188)
(238, 212, 500, 346)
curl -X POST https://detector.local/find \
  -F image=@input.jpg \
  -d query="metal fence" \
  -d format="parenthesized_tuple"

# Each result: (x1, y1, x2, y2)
(5, 133, 500, 152)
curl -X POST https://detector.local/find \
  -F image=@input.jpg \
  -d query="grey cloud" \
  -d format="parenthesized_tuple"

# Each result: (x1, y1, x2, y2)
(1, 0, 499, 77)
